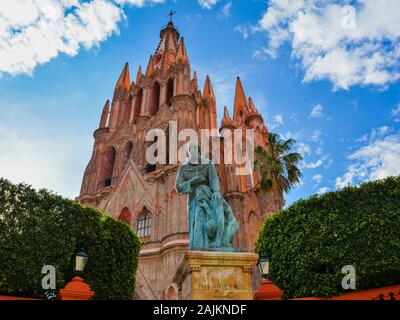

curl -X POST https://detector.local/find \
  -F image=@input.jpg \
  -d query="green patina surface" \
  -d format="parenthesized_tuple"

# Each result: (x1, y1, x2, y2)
(176, 141, 239, 251)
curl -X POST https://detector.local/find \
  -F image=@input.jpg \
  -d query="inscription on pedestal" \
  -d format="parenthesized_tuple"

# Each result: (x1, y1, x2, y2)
(173, 251, 258, 300)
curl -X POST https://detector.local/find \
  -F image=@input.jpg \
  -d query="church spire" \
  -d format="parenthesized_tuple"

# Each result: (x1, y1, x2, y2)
(146, 55, 155, 77)
(99, 100, 110, 128)
(113, 63, 131, 100)
(221, 106, 235, 129)
(233, 76, 248, 121)
(136, 65, 142, 84)
(152, 19, 180, 74)
(248, 97, 255, 111)
(129, 81, 135, 94)
(202, 76, 217, 129)
(244, 95, 264, 128)
(193, 71, 198, 90)
(203, 75, 216, 105)
(159, 20, 180, 43)
(223, 106, 230, 119)
(176, 37, 189, 64)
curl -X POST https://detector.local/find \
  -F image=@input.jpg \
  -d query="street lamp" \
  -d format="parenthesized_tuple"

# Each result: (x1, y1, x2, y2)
(255, 256, 283, 300)
(74, 250, 89, 274)
(257, 256, 270, 279)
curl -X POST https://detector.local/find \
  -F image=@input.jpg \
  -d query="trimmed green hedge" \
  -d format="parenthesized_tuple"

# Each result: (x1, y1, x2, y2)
(256, 176, 400, 299)
(0, 178, 140, 300)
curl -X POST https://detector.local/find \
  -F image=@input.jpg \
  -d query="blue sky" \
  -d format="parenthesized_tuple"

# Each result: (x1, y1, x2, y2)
(0, 0, 399, 206)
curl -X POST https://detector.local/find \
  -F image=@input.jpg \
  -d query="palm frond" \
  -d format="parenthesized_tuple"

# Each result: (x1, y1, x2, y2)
(255, 132, 303, 199)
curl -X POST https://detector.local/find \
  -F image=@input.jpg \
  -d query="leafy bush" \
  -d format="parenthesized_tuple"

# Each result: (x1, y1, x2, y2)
(0, 178, 140, 299)
(256, 176, 400, 298)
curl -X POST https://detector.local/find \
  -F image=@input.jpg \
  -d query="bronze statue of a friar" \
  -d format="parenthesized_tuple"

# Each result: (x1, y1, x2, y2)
(176, 141, 239, 251)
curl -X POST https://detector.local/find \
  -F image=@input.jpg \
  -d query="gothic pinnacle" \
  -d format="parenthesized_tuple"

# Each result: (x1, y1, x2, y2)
(221, 106, 234, 129)
(193, 71, 198, 90)
(248, 97, 256, 112)
(136, 65, 142, 84)
(233, 76, 248, 121)
(113, 63, 131, 100)
(146, 55, 155, 77)
(203, 75, 216, 104)
(176, 37, 189, 64)
(99, 100, 110, 128)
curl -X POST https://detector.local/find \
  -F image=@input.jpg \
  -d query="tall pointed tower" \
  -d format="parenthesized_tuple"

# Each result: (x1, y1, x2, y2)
(78, 20, 281, 300)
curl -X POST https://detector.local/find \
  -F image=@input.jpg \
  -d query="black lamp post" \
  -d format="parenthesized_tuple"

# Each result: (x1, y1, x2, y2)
(74, 250, 89, 275)
(257, 256, 270, 279)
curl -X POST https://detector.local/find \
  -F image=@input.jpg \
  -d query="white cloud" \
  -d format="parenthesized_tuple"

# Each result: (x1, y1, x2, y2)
(324, 156, 333, 168)
(305, 159, 323, 169)
(220, 1, 232, 19)
(309, 104, 323, 118)
(356, 133, 369, 143)
(312, 174, 323, 184)
(356, 125, 392, 144)
(0, 0, 126, 76)
(198, 0, 219, 9)
(255, 0, 400, 90)
(271, 114, 284, 129)
(318, 187, 330, 194)
(378, 126, 390, 135)
(391, 103, 400, 122)
(235, 24, 255, 40)
(0, 0, 238, 77)
(297, 142, 311, 156)
(392, 104, 400, 117)
(336, 129, 400, 188)
(309, 129, 322, 143)
(116, 0, 166, 6)
(282, 130, 305, 141)
(303, 154, 331, 169)
(251, 47, 266, 59)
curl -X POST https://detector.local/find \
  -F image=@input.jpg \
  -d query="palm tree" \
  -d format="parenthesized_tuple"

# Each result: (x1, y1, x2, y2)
(255, 133, 303, 201)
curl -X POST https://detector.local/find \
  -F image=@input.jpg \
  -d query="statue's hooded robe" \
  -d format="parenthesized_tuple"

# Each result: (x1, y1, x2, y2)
(175, 158, 220, 250)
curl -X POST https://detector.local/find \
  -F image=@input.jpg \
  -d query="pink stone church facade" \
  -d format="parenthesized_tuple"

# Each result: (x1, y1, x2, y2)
(77, 22, 283, 299)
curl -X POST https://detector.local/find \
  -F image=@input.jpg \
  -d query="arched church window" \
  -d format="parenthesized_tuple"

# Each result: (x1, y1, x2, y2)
(144, 136, 158, 174)
(97, 146, 116, 189)
(137, 210, 152, 238)
(118, 207, 132, 225)
(121, 141, 133, 172)
(166, 124, 170, 164)
(166, 78, 174, 107)
(150, 81, 161, 116)
(247, 211, 259, 249)
(134, 88, 143, 118)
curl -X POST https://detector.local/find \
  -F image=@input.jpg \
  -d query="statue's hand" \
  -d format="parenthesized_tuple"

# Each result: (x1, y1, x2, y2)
(212, 191, 223, 203)
(191, 176, 206, 184)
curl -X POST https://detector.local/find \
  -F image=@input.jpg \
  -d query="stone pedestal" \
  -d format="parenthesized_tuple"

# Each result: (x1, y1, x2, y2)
(173, 251, 258, 300)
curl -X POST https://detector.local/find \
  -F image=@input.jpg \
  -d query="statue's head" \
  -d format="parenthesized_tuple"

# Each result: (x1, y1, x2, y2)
(187, 140, 201, 164)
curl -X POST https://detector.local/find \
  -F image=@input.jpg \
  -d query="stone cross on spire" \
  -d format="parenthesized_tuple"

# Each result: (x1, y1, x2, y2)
(167, 10, 176, 22)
